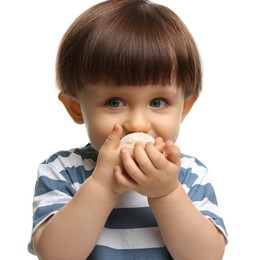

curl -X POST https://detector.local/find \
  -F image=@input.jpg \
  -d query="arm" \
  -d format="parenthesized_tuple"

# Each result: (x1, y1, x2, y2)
(148, 186, 226, 260)
(34, 178, 118, 260)
(33, 124, 125, 260)
(116, 140, 226, 259)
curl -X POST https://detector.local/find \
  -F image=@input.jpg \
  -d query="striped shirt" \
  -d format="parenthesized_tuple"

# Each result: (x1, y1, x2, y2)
(28, 144, 228, 259)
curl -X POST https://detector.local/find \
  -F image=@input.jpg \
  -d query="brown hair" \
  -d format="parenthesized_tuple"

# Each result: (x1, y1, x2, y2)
(56, 0, 202, 98)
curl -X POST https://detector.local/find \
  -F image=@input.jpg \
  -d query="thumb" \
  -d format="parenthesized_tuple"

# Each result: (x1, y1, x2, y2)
(103, 124, 123, 149)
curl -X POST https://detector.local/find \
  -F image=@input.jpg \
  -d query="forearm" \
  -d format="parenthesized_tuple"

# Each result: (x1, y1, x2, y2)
(148, 186, 225, 260)
(33, 177, 119, 260)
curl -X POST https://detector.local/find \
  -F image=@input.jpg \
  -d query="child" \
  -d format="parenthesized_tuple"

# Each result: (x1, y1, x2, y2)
(28, 0, 228, 259)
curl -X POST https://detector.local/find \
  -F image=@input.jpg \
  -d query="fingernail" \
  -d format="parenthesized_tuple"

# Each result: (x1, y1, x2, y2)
(120, 148, 127, 154)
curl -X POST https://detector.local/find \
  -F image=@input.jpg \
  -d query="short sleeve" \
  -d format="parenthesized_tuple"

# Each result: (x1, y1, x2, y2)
(28, 148, 96, 254)
(179, 155, 228, 240)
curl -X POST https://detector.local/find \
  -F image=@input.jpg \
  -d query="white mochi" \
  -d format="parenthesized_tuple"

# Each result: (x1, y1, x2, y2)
(120, 132, 155, 149)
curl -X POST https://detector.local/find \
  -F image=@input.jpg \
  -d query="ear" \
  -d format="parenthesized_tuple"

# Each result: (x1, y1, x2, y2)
(181, 96, 198, 122)
(58, 92, 84, 124)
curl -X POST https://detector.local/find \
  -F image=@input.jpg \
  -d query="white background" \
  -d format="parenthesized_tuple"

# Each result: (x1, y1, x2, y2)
(0, 0, 266, 259)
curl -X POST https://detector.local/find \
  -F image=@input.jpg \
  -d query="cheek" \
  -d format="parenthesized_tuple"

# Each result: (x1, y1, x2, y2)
(172, 125, 181, 142)
(154, 114, 182, 142)
(164, 123, 180, 142)
(85, 118, 116, 151)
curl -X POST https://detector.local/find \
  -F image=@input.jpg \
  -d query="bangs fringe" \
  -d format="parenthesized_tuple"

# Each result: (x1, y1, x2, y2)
(83, 13, 177, 88)
(56, 0, 202, 97)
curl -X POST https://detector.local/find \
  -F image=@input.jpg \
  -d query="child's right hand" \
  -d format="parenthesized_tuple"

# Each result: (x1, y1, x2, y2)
(91, 124, 128, 194)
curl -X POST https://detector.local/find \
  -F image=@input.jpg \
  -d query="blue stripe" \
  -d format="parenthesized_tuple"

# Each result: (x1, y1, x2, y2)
(44, 151, 72, 164)
(34, 176, 76, 196)
(73, 144, 98, 161)
(88, 245, 171, 260)
(178, 168, 198, 187)
(188, 183, 218, 205)
(105, 207, 157, 229)
(200, 210, 228, 236)
(42, 144, 98, 164)
(60, 166, 93, 184)
(33, 203, 65, 228)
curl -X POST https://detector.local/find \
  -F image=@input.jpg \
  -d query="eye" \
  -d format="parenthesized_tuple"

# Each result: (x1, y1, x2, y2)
(150, 98, 168, 108)
(106, 98, 125, 108)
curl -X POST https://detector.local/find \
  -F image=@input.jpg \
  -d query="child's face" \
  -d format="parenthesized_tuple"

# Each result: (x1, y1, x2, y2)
(75, 84, 192, 151)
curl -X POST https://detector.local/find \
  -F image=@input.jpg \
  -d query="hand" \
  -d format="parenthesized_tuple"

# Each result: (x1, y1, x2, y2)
(91, 124, 128, 194)
(115, 140, 181, 198)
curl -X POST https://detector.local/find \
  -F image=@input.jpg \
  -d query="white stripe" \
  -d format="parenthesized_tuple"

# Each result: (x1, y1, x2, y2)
(73, 182, 82, 191)
(97, 227, 164, 249)
(115, 191, 149, 208)
(193, 198, 222, 217)
(181, 157, 212, 186)
(38, 153, 95, 180)
(192, 169, 212, 186)
(33, 190, 72, 214)
(38, 163, 66, 181)
(181, 156, 207, 175)
(181, 184, 190, 193)
(181, 156, 204, 171)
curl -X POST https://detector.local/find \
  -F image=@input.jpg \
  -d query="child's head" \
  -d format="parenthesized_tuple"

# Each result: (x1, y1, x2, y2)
(56, 0, 202, 98)
(57, 0, 202, 150)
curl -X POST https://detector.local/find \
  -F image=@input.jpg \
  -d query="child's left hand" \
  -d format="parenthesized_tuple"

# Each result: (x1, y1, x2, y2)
(115, 140, 181, 198)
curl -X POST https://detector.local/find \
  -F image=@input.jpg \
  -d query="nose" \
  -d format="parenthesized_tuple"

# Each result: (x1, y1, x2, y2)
(123, 110, 151, 133)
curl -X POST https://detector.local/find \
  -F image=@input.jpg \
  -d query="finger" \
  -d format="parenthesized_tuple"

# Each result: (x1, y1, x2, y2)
(154, 137, 165, 153)
(133, 143, 156, 174)
(103, 123, 123, 149)
(144, 142, 167, 169)
(114, 165, 138, 190)
(154, 137, 163, 146)
(165, 141, 181, 166)
(121, 147, 146, 181)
